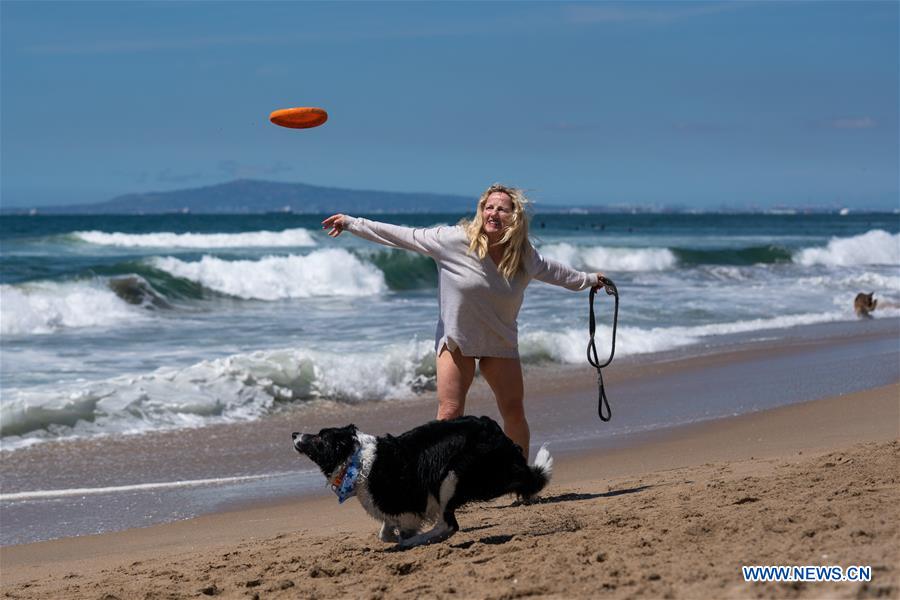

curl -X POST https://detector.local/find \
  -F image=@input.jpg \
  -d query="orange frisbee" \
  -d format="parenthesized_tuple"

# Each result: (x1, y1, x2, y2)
(269, 107, 328, 129)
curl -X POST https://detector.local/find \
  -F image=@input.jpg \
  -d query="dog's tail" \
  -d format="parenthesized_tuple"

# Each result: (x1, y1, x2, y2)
(519, 445, 553, 499)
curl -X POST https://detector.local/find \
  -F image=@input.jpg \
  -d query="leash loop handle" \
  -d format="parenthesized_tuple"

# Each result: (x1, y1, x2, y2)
(587, 277, 618, 422)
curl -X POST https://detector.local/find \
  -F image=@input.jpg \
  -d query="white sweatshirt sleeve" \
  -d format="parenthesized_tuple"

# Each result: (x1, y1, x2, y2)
(344, 216, 447, 259)
(526, 246, 594, 291)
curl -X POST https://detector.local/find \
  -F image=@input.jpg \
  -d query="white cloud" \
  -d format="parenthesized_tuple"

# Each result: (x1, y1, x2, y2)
(564, 2, 748, 25)
(829, 117, 876, 130)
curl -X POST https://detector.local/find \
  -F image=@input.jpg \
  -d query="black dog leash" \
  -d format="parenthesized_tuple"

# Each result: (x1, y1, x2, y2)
(587, 277, 618, 421)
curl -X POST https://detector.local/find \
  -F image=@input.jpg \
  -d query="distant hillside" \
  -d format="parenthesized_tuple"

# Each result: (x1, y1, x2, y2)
(5, 180, 474, 215)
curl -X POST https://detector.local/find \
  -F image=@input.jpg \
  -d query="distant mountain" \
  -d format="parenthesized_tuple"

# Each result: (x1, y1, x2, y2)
(4, 180, 475, 215)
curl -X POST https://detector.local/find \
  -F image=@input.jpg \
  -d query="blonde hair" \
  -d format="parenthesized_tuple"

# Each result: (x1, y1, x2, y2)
(461, 183, 531, 280)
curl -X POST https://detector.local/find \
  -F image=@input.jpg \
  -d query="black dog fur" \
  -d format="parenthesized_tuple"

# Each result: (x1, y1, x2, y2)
(292, 415, 552, 547)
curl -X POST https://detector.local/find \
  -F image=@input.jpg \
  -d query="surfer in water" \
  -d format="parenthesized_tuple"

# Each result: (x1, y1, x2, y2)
(323, 184, 605, 457)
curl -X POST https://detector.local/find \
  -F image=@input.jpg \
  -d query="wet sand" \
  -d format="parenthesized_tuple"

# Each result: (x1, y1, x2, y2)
(2, 380, 898, 598)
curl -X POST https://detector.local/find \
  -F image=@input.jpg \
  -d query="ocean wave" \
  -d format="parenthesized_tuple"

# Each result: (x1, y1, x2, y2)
(107, 275, 173, 309)
(366, 250, 438, 289)
(673, 245, 792, 266)
(5, 304, 896, 448)
(0, 341, 436, 448)
(795, 271, 900, 292)
(794, 230, 900, 266)
(0, 472, 294, 501)
(539, 243, 677, 272)
(149, 249, 388, 300)
(519, 310, 860, 364)
(101, 263, 210, 301)
(0, 280, 148, 336)
(537, 242, 795, 272)
(72, 228, 317, 248)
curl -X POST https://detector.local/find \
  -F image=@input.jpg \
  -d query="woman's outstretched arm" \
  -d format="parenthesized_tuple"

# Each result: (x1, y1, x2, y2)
(527, 246, 605, 291)
(322, 214, 446, 258)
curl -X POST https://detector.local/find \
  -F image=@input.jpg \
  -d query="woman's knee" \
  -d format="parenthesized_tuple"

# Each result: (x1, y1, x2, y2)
(436, 345, 475, 420)
(436, 400, 465, 420)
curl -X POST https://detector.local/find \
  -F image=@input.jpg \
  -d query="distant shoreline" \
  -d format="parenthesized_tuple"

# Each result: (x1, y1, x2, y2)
(4, 207, 896, 216)
(3, 178, 896, 215)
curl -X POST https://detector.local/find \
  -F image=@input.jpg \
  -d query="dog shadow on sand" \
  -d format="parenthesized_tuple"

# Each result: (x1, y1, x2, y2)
(514, 485, 653, 505)
(382, 485, 651, 552)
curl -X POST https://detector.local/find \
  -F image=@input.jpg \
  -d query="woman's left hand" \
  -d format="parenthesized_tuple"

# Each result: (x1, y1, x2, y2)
(593, 272, 614, 292)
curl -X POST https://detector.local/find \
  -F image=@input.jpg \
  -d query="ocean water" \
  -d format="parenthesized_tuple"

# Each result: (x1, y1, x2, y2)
(2, 212, 899, 451)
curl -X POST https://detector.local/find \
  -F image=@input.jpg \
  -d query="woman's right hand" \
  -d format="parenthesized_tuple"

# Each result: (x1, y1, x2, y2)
(322, 214, 349, 238)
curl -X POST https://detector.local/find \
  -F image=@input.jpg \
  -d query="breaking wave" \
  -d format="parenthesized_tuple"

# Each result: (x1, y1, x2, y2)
(519, 310, 856, 364)
(149, 249, 388, 300)
(0, 340, 436, 448)
(674, 245, 792, 266)
(72, 228, 317, 248)
(0, 281, 148, 336)
(539, 243, 677, 272)
(6, 304, 898, 448)
(537, 242, 794, 271)
(794, 230, 900, 267)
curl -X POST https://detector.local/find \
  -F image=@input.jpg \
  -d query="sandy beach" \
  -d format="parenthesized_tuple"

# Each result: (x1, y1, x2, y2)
(2, 320, 898, 599)
(3, 2, 898, 597)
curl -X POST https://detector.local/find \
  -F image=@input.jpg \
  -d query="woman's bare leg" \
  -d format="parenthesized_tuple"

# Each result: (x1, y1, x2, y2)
(478, 356, 529, 458)
(435, 345, 476, 420)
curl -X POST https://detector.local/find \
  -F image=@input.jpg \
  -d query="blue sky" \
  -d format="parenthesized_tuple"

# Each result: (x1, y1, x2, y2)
(2, 1, 897, 209)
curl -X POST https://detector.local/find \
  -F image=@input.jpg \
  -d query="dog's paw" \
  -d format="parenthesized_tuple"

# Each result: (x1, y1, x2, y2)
(510, 495, 540, 507)
(379, 523, 400, 543)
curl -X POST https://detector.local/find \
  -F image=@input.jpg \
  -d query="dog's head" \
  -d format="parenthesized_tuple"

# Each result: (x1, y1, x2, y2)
(292, 424, 359, 477)
(854, 292, 878, 316)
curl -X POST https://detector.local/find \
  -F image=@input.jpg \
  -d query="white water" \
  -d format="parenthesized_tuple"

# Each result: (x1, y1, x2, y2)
(517, 309, 900, 364)
(0, 339, 437, 449)
(4, 224, 899, 449)
(0, 472, 298, 501)
(9, 301, 900, 451)
(539, 242, 677, 271)
(793, 230, 900, 266)
(0, 280, 147, 336)
(73, 228, 317, 248)
(149, 249, 387, 300)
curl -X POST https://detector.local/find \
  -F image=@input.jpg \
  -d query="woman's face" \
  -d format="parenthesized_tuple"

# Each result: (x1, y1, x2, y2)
(481, 192, 514, 239)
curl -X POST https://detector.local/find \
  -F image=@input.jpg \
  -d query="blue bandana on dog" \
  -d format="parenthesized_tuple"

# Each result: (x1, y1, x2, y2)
(329, 449, 361, 503)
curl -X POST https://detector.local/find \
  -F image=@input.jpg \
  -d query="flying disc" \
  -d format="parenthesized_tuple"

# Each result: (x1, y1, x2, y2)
(269, 107, 328, 129)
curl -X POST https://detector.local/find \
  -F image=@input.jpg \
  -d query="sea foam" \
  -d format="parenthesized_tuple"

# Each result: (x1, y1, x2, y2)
(0, 281, 146, 336)
(149, 249, 387, 300)
(794, 230, 900, 266)
(519, 310, 856, 364)
(5, 303, 895, 449)
(0, 340, 435, 449)
(539, 243, 677, 272)
(0, 472, 294, 501)
(73, 228, 317, 248)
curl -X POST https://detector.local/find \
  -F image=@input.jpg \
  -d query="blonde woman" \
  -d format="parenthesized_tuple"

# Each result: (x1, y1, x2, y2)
(322, 184, 604, 457)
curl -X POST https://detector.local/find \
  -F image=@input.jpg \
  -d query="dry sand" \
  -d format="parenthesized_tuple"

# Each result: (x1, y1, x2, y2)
(2, 383, 897, 599)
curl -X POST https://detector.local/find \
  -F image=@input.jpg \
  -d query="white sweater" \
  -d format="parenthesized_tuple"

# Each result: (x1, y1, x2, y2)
(345, 217, 594, 358)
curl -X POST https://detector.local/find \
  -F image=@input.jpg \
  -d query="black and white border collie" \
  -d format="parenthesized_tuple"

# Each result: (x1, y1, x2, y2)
(292, 415, 553, 548)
